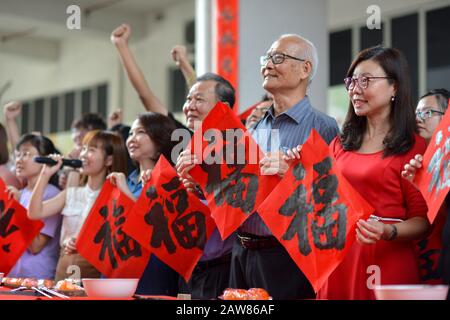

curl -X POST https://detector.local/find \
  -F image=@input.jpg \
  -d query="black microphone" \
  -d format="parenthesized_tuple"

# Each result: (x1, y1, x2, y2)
(33, 156, 83, 169)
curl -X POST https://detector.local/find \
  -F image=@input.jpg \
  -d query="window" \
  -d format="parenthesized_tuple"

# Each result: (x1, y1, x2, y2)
(21, 102, 30, 134)
(185, 20, 195, 47)
(169, 67, 188, 113)
(168, 20, 196, 114)
(392, 13, 419, 102)
(64, 92, 75, 131)
(97, 84, 108, 119)
(19, 83, 109, 135)
(34, 98, 45, 133)
(329, 29, 352, 86)
(328, 4, 450, 118)
(426, 6, 450, 91)
(50, 96, 59, 133)
(360, 23, 384, 50)
(82, 89, 91, 115)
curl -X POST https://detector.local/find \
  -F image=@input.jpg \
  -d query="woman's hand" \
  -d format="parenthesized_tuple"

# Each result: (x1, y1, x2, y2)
(141, 169, 153, 185)
(401, 154, 423, 188)
(64, 237, 77, 255)
(107, 172, 129, 193)
(6, 186, 21, 201)
(108, 172, 138, 202)
(40, 154, 64, 179)
(355, 219, 389, 245)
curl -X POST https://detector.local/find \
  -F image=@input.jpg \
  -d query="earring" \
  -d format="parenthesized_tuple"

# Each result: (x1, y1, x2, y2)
(391, 96, 395, 102)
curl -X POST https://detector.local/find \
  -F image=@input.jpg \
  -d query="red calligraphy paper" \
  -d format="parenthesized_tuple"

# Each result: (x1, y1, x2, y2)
(0, 178, 44, 275)
(188, 101, 281, 240)
(77, 181, 150, 278)
(257, 129, 374, 292)
(415, 100, 450, 223)
(215, 0, 239, 111)
(238, 103, 257, 122)
(122, 156, 215, 282)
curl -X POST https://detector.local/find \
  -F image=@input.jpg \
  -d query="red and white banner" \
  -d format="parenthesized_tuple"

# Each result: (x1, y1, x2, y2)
(415, 100, 450, 223)
(215, 0, 239, 112)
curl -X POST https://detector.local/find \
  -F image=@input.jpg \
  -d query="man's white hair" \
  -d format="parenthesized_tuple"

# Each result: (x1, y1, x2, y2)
(280, 34, 319, 86)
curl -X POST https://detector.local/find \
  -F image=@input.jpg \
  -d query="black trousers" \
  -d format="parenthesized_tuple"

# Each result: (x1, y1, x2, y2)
(179, 253, 232, 300)
(229, 238, 315, 300)
(136, 254, 179, 296)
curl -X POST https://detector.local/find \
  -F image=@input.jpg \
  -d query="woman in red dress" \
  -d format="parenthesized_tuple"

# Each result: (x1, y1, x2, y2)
(317, 46, 430, 300)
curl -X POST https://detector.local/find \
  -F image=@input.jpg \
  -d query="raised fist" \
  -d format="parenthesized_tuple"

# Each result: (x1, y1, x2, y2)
(3, 101, 22, 120)
(171, 45, 188, 66)
(111, 23, 131, 47)
(108, 109, 123, 128)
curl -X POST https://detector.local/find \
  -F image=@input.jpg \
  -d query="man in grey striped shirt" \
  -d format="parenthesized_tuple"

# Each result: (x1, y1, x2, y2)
(229, 34, 339, 299)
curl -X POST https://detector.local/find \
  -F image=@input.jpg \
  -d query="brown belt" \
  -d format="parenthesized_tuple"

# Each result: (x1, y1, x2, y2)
(237, 233, 280, 250)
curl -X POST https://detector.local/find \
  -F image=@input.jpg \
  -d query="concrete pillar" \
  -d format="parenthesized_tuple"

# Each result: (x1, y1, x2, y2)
(195, 0, 213, 76)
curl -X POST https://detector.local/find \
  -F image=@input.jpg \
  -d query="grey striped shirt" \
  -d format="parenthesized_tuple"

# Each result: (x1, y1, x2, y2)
(240, 96, 339, 236)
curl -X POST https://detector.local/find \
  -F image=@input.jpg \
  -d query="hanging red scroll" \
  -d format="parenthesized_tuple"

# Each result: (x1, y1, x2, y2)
(215, 0, 239, 112)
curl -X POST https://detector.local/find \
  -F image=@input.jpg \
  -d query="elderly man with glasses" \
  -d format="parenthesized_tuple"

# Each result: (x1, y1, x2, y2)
(229, 34, 339, 299)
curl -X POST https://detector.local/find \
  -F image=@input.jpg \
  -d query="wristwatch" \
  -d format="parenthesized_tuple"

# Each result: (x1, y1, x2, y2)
(387, 224, 398, 241)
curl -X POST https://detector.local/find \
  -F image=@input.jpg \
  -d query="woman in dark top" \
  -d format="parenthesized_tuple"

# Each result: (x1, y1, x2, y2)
(108, 113, 179, 296)
(402, 88, 450, 299)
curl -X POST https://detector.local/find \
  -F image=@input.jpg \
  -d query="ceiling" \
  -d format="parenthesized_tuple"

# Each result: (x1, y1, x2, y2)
(0, 0, 188, 62)
(0, 0, 186, 41)
(101, 0, 183, 15)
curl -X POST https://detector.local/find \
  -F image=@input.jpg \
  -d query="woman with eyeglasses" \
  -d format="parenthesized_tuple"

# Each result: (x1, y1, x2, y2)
(107, 113, 180, 297)
(6, 134, 62, 280)
(28, 130, 128, 281)
(415, 89, 450, 143)
(317, 46, 429, 300)
(402, 88, 450, 297)
(0, 123, 21, 189)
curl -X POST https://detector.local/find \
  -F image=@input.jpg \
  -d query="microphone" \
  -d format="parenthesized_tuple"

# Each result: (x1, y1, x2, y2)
(33, 156, 83, 169)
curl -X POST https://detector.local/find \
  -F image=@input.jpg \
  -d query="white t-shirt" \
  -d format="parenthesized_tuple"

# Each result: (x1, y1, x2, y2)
(60, 185, 101, 246)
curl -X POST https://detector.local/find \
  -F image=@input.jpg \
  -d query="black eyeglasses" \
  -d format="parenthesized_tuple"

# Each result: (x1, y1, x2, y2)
(260, 53, 305, 66)
(344, 76, 393, 90)
(416, 109, 445, 121)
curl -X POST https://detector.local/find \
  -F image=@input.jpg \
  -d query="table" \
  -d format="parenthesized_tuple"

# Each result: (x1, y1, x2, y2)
(0, 286, 177, 300)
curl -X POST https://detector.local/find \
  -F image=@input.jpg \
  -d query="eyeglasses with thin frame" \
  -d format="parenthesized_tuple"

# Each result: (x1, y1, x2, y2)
(260, 53, 305, 66)
(415, 109, 445, 121)
(14, 150, 37, 160)
(344, 76, 393, 91)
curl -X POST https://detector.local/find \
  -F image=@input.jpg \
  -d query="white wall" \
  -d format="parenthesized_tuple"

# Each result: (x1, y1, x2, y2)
(238, 0, 329, 113)
(0, 0, 195, 154)
(0, 0, 195, 126)
(328, 0, 442, 29)
(0, 54, 56, 104)
(2, 0, 443, 129)
(122, 0, 195, 124)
